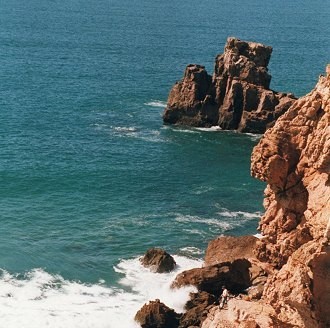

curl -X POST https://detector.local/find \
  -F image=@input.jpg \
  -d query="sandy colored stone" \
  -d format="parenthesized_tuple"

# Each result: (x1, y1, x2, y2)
(204, 235, 258, 266)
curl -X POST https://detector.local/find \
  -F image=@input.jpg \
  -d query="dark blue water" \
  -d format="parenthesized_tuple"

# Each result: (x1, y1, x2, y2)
(0, 0, 329, 326)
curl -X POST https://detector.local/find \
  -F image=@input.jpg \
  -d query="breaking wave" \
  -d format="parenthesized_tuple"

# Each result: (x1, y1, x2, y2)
(0, 255, 201, 328)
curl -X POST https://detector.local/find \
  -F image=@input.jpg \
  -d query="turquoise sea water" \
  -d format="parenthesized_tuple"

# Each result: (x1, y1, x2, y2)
(0, 0, 329, 326)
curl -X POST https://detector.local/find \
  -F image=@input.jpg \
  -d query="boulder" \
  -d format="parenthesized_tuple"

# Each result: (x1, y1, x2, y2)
(163, 37, 296, 133)
(135, 299, 180, 328)
(140, 248, 176, 273)
(171, 259, 252, 295)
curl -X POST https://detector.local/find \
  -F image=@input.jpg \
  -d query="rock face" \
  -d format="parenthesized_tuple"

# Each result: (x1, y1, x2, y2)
(204, 235, 258, 266)
(163, 37, 296, 133)
(171, 259, 252, 295)
(134, 299, 180, 328)
(249, 65, 330, 327)
(140, 248, 176, 273)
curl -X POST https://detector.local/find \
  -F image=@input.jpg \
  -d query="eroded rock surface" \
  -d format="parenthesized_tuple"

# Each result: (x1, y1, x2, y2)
(249, 65, 330, 327)
(163, 37, 296, 133)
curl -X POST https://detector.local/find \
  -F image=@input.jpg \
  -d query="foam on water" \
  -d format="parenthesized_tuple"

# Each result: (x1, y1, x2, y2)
(217, 209, 262, 220)
(254, 233, 265, 239)
(174, 214, 233, 231)
(191, 185, 214, 195)
(245, 133, 262, 142)
(179, 246, 203, 256)
(113, 126, 139, 133)
(0, 255, 201, 328)
(195, 126, 223, 132)
(145, 100, 167, 108)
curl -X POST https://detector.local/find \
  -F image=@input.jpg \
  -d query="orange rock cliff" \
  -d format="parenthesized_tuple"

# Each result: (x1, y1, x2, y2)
(135, 66, 329, 328)
(249, 64, 330, 327)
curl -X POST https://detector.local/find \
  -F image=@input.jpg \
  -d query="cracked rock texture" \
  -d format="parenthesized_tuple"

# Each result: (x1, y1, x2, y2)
(249, 65, 330, 327)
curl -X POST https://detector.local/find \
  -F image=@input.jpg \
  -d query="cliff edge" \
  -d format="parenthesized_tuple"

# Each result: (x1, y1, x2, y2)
(249, 65, 330, 327)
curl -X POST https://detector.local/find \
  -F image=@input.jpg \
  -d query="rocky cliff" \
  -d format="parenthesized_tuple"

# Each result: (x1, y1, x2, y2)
(249, 64, 330, 327)
(202, 65, 330, 328)
(136, 66, 329, 327)
(163, 37, 296, 133)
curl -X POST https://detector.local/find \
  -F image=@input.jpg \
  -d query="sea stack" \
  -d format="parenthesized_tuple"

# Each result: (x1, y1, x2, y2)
(163, 37, 296, 133)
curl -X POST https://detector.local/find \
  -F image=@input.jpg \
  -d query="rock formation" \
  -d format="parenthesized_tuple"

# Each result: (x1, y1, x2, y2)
(179, 292, 216, 328)
(163, 37, 296, 133)
(140, 248, 176, 273)
(134, 299, 181, 328)
(200, 65, 330, 328)
(171, 259, 252, 295)
(249, 65, 330, 327)
(136, 66, 329, 327)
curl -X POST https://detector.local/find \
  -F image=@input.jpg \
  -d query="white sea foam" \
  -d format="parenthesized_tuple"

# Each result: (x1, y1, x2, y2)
(245, 132, 262, 142)
(253, 233, 265, 239)
(191, 186, 214, 195)
(113, 126, 138, 133)
(145, 100, 167, 108)
(217, 209, 262, 220)
(195, 126, 222, 132)
(0, 255, 201, 328)
(179, 246, 203, 256)
(171, 128, 199, 134)
(175, 214, 232, 230)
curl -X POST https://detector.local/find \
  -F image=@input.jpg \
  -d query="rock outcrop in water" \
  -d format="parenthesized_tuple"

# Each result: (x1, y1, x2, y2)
(140, 248, 176, 273)
(137, 66, 329, 327)
(134, 299, 180, 328)
(163, 37, 296, 133)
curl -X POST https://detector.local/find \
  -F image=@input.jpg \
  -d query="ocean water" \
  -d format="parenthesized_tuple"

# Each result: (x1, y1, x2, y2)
(0, 0, 329, 326)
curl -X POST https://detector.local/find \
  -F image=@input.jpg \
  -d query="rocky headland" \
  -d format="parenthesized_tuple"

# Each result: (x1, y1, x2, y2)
(136, 66, 330, 327)
(163, 37, 296, 133)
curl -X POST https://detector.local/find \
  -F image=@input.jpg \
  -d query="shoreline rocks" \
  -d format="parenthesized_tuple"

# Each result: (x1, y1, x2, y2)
(134, 299, 181, 328)
(163, 37, 296, 133)
(171, 259, 252, 295)
(140, 248, 176, 273)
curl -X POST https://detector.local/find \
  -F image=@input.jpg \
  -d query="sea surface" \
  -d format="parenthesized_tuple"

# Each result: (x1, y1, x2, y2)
(0, 0, 329, 327)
